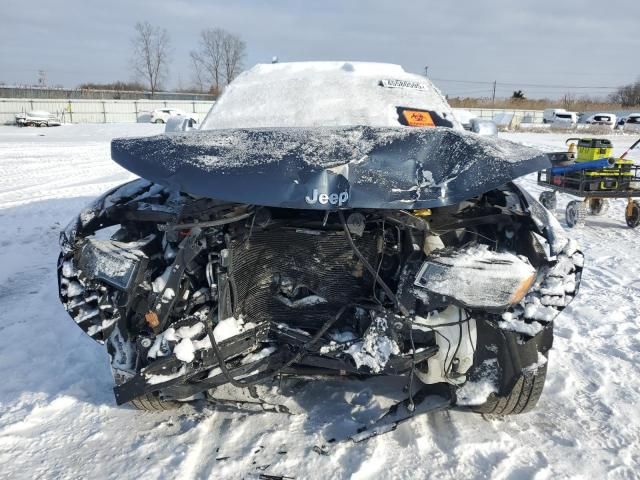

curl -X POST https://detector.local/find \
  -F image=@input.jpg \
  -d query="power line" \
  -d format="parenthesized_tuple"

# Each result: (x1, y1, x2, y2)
(430, 77, 621, 90)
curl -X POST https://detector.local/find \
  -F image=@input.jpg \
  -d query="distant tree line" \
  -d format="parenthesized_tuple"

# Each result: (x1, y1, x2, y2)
(609, 79, 640, 107)
(78, 81, 146, 91)
(451, 77, 640, 110)
(127, 21, 246, 97)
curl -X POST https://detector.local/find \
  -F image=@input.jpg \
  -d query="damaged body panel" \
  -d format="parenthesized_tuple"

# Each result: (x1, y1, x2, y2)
(57, 62, 582, 440)
(110, 126, 550, 210)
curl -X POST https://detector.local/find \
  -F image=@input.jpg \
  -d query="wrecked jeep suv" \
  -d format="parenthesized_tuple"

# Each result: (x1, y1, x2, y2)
(58, 62, 581, 439)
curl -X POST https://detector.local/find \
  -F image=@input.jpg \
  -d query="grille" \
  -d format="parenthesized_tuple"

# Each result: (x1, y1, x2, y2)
(228, 228, 378, 329)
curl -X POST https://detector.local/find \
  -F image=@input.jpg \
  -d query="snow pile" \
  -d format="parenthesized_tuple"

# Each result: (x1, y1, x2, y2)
(213, 315, 253, 342)
(147, 321, 207, 363)
(147, 314, 256, 366)
(346, 316, 399, 373)
(456, 359, 499, 406)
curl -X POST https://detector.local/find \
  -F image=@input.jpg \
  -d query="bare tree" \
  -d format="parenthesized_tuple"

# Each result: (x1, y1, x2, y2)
(191, 28, 246, 96)
(131, 21, 170, 96)
(222, 33, 246, 84)
(561, 92, 576, 110)
(190, 52, 205, 93)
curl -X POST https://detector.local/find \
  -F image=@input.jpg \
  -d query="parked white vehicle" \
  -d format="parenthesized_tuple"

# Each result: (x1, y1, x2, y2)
(623, 113, 640, 133)
(584, 112, 616, 128)
(469, 118, 498, 135)
(543, 108, 578, 126)
(451, 109, 475, 130)
(149, 108, 198, 124)
(15, 110, 61, 127)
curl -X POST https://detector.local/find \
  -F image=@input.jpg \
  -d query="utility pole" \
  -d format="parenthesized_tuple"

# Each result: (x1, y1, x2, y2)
(37, 70, 47, 87)
(492, 80, 497, 107)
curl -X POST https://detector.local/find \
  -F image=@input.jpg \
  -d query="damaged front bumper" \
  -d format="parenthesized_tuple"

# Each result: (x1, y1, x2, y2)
(57, 177, 582, 431)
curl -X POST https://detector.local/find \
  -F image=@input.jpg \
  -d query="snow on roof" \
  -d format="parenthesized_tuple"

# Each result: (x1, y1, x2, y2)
(201, 61, 460, 130)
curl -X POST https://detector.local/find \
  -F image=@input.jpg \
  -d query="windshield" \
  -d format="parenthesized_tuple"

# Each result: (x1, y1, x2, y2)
(201, 62, 460, 130)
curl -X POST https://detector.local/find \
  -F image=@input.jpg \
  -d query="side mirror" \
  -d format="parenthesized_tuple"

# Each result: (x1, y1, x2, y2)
(470, 118, 498, 136)
(165, 115, 197, 133)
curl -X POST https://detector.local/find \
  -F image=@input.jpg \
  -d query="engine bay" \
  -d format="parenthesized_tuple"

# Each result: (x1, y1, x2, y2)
(58, 179, 582, 408)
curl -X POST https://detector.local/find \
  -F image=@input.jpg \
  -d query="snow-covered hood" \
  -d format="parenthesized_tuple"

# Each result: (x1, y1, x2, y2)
(111, 126, 550, 210)
(200, 61, 460, 130)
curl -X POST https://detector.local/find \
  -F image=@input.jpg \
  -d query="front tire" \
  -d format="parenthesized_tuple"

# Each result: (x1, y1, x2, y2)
(112, 367, 181, 411)
(626, 200, 640, 228)
(473, 363, 547, 415)
(130, 393, 182, 411)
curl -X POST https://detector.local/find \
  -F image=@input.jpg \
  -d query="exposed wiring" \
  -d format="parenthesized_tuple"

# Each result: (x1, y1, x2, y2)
(407, 322, 417, 412)
(204, 305, 350, 388)
(371, 218, 386, 307)
(338, 211, 409, 316)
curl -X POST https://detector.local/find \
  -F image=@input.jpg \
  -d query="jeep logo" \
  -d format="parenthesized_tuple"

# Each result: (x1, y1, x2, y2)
(305, 189, 349, 206)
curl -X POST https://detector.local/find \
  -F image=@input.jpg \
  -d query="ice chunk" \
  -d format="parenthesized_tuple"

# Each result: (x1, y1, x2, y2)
(498, 317, 543, 336)
(213, 316, 244, 342)
(524, 297, 558, 323)
(346, 317, 399, 373)
(66, 281, 83, 297)
(152, 266, 172, 293)
(62, 260, 77, 277)
(173, 338, 195, 363)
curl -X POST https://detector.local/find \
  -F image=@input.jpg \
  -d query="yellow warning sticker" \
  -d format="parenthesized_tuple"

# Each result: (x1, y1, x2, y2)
(401, 109, 435, 127)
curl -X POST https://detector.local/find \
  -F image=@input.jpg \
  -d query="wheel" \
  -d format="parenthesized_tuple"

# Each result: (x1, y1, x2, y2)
(539, 191, 557, 211)
(112, 367, 181, 411)
(588, 198, 609, 216)
(565, 200, 586, 228)
(130, 393, 182, 411)
(473, 363, 547, 415)
(626, 200, 640, 228)
(154, 119, 164, 124)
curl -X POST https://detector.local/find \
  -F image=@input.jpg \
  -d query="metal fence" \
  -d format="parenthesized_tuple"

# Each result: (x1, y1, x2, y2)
(1, 99, 545, 126)
(462, 107, 544, 124)
(0, 99, 215, 124)
(0, 86, 215, 101)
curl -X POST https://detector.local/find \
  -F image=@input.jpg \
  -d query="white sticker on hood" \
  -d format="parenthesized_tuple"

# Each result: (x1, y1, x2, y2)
(380, 79, 427, 90)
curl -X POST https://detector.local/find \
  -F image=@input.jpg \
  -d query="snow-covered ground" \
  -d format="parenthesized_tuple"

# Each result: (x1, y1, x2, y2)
(0, 124, 639, 479)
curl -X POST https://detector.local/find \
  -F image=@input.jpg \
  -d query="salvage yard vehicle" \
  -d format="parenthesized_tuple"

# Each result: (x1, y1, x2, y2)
(584, 113, 616, 129)
(57, 62, 582, 441)
(149, 108, 198, 125)
(543, 108, 578, 126)
(623, 113, 640, 133)
(15, 110, 61, 127)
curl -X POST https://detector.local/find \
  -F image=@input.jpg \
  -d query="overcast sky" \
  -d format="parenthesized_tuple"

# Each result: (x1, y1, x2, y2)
(1, 0, 638, 99)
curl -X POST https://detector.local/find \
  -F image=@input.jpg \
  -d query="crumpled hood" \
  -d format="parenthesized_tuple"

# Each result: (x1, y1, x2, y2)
(111, 126, 550, 210)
